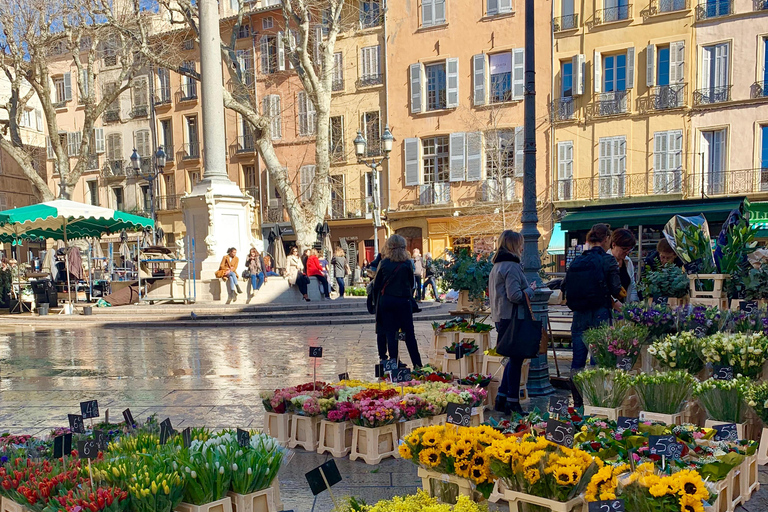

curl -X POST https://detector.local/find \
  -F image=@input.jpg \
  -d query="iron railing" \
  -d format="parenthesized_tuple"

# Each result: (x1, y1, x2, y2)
(156, 194, 182, 211)
(552, 97, 576, 121)
(593, 4, 632, 25)
(178, 83, 198, 102)
(751, 81, 768, 99)
(85, 154, 100, 171)
(641, 0, 689, 18)
(182, 142, 200, 159)
(102, 160, 126, 178)
(329, 198, 373, 220)
(693, 85, 732, 105)
(104, 110, 120, 123)
(419, 183, 451, 206)
(357, 74, 383, 88)
(264, 200, 284, 223)
(755, 0, 768, 10)
(639, 83, 687, 112)
(482, 177, 519, 202)
(359, 11, 383, 29)
(554, 173, 685, 201)
(235, 134, 255, 153)
(553, 13, 579, 31)
(686, 169, 768, 197)
(587, 90, 630, 118)
(695, 0, 732, 20)
(332, 77, 344, 92)
(131, 105, 149, 119)
(155, 86, 172, 105)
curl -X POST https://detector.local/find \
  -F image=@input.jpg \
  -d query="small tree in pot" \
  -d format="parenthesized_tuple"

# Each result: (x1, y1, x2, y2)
(434, 249, 493, 308)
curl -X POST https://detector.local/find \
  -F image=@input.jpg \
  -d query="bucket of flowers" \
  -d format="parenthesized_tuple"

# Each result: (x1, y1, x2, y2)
(227, 431, 288, 512)
(349, 397, 401, 464)
(583, 323, 647, 370)
(694, 377, 750, 437)
(648, 332, 705, 374)
(412, 366, 453, 383)
(444, 340, 479, 357)
(633, 371, 697, 425)
(572, 368, 632, 420)
(700, 332, 768, 379)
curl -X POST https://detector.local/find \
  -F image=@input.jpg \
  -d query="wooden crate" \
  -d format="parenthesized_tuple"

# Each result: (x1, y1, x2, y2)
(688, 274, 730, 310)
(757, 427, 768, 465)
(398, 418, 429, 439)
(488, 478, 507, 504)
(705, 472, 732, 512)
(429, 414, 447, 426)
(441, 353, 478, 379)
(485, 381, 500, 409)
(288, 415, 322, 451)
(639, 410, 684, 426)
(228, 487, 278, 512)
(728, 463, 744, 511)
(270, 480, 284, 512)
(350, 424, 399, 465)
(583, 405, 626, 421)
(457, 332, 491, 353)
(1, 498, 30, 512)
(502, 489, 584, 512)
(418, 467, 475, 504)
(704, 420, 746, 440)
(317, 420, 353, 458)
(470, 407, 484, 427)
(741, 454, 760, 502)
(481, 355, 505, 381)
(175, 497, 233, 512)
(264, 412, 291, 446)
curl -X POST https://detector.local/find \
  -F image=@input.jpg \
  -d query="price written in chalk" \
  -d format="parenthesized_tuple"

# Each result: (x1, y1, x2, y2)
(77, 440, 98, 460)
(80, 400, 99, 420)
(548, 396, 570, 417)
(649, 435, 683, 459)
(713, 423, 738, 441)
(713, 365, 734, 381)
(545, 419, 574, 448)
(617, 416, 639, 430)
(588, 499, 625, 512)
(446, 403, 472, 427)
(68, 414, 85, 434)
(309, 347, 323, 358)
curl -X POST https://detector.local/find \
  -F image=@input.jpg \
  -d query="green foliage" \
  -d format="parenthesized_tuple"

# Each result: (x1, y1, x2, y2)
(639, 263, 689, 299)
(674, 224, 714, 272)
(718, 218, 757, 275)
(729, 266, 768, 301)
(345, 286, 368, 296)
(433, 249, 493, 301)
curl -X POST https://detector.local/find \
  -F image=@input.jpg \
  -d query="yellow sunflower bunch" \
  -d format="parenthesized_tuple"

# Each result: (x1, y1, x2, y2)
(584, 463, 629, 502)
(543, 446, 595, 488)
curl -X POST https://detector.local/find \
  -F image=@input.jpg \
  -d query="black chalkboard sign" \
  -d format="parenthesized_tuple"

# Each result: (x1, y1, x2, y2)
(545, 419, 574, 448)
(80, 400, 99, 420)
(338, 372, 350, 381)
(446, 403, 472, 427)
(160, 418, 174, 445)
(713, 365, 734, 381)
(739, 301, 758, 313)
(548, 396, 570, 417)
(68, 414, 85, 434)
(122, 408, 135, 428)
(649, 435, 683, 459)
(617, 416, 639, 430)
(93, 430, 108, 451)
(382, 359, 398, 372)
(392, 368, 412, 383)
(305, 460, 342, 496)
(309, 347, 323, 358)
(588, 499, 625, 512)
(237, 428, 250, 447)
(616, 357, 634, 372)
(53, 433, 72, 458)
(713, 423, 739, 441)
(77, 440, 98, 460)
(182, 427, 192, 448)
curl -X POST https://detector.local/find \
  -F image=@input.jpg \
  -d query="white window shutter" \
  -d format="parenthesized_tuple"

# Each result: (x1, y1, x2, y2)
(617, 137, 626, 175)
(466, 132, 483, 181)
(599, 138, 609, 176)
(701, 46, 712, 90)
(646, 45, 656, 88)
(298, 91, 307, 135)
(47, 136, 54, 159)
(409, 63, 423, 114)
(514, 126, 524, 177)
(499, 0, 512, 13)
(446, 57, 459, 108)
(473, 54, 486, 106)
(512, 49, 525, 100)
(434, 0, 446, 23)
(67, 132, 76, 156)
(273, 95, 282, 138)
(715, 43, 729, 88)
(36, 110, 43, 132)
(422, 0, 434, 26)
(81, 69, 89, 98)
(594, 51, 602, 93)
(277, 32, 286, 71)
(260, 36, 269, 72)
(63, 72, 72, 101)
(307, 94, 316, 133)
(669, 130, 683, 170)
(572, 54, 585, 96)
(449, 132, 466, 182)
(94, 128, 105, 153)
(313, 26, 322, 63)
(557, 142, 573, 179)
(670, 41, 685, 84)
(404, 138, 420, 186)
(653, 132, 666, 172)
(487, 0, 499, 15)
(300, 165, 316, 201)
(626, 47, 635, 89)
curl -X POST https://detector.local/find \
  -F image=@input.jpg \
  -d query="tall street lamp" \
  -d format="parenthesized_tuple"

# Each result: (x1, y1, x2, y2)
(131, 146, 166, 245)
(354, 125, 394, 257)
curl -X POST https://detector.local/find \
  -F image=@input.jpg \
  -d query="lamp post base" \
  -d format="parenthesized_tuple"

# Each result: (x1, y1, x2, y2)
(526, 287, 555, 397)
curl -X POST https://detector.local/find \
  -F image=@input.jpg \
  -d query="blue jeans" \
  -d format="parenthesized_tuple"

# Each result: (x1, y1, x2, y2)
(571, 307, 611, 370)
(336, 277, 345, 297)
(249, 272, 264, 292)
(495, 319, 527, 402)
(226, 272, 238, 292)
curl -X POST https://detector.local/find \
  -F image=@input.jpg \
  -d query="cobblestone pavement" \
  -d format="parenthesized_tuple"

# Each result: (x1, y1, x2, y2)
(0, 322, 764, 512)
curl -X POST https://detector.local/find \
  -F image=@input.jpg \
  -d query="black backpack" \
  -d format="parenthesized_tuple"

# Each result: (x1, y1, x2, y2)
(564, 250, 609, 312)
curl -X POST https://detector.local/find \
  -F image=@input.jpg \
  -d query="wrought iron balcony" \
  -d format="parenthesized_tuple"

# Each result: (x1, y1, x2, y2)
(104, 110, 120, 123)
(599, 175, 626, 198)
(686, 168, 768, 196)
(553, 13, 579, 31)
(85, 154, 100, 171)
(653, 170, 684, 194)
(593, 4, 632, 25)
(640, 83, 687, 112)
(357, 74, 383, 88)
(557, 179, 574, 201)
(359, 11, 383, 29)
(751, 81, 768, 99)
(329, 198, 372, 220)
(756, 0, 768, 10)
(332, 77, 344, 92)
(130, 105, 149, 119)
(156, 194, 182, 211)
(555, 173, 668, 201)
(178, 83, 198, 102)
(161, 144, 174, 162)
(264, 200, 285, 223)
(102, 159, 126, 178)
(693, 85, 732, 105)
(235, 134, 255, 153)
(155, 86, 172, 106)
(641, 0, 689, 18)
(419, 182, 451, 206)
(182, 142, 200, 160)
(552, 97, 576, 121)
(695, 0, 732, 20)
(587, 90, 630, 118)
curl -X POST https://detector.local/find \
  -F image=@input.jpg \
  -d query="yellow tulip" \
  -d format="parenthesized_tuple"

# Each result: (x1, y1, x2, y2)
(151, 481, 158, 494)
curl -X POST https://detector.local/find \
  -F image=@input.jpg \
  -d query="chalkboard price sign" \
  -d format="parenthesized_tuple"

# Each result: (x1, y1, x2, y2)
(545, 420, 574, 448)
(588, 499, 625, 512)
(446, 403, 472, 427)
(391, 368, 412, 384)
(237, 428, 250, 447)
(617, 417, 639, 431)
(309, 347, 323, 358)
(649, 435, 683, 459)
(616, 357, 634, 372)
(548, 396, 570, 418)
(80, 400, 99, 420)
(122, 408, 135, 428)
(713, 365, 734, 381)
(68, 414, 85, 434)
(382, 359, 398, 372)
(77, 440, 98, 460)
(713, 423, 738, 441)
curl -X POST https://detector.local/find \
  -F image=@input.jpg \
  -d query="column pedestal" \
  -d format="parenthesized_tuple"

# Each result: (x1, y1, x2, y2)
(527, 287, 555, 397)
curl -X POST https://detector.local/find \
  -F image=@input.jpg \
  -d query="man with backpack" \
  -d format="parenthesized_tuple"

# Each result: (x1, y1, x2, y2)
(563, 223, 622, 407)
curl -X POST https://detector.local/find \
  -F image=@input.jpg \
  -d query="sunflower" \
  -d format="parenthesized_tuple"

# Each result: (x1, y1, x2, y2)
(524, 468, 541, 484)
(418, 447, 441, 468)
(679, 494, 705, 512)
(453, 444, 470, 460)
(440, 439, 455, 456)
(471, 454, 487, 467)
(455, 459, 472, 478)
(398, 443, 413, 460)
(421, 431, 439, 447)
(470, 464, 489, 484)
(554, 467, 574, 485)
(649, 483, 672, 498)
(676, 471, 708, 501)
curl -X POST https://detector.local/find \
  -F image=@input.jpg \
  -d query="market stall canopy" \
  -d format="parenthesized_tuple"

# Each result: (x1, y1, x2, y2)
(560, 198, 746, 232)
(748, 201, 768, 238)
(0, 199, 153, 242)
(546, 222, 566, 255)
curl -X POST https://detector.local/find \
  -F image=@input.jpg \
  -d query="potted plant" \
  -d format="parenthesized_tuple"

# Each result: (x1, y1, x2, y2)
(572, 368, 632, 420)
(633, 371, 696, 425)
(434, 249, 493, 311)
(639, 263, 689, 303)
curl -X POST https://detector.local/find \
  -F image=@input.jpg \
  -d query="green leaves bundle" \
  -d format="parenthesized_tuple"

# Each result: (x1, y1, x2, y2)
(572, 369, 632, 409)
(694, 377, 750, 423)
(632, 371, 696, 415)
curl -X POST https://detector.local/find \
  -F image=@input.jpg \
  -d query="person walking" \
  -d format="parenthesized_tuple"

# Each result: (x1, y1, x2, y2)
(372, 235, 423, 368)
(422, 252, 439, 301)
(286, 246, 311, 302)
(562, 223, 622, 407)
(245, 248, 267, 303)
(488, 230, 535, 416)
(331, 247, 350, 299)
(307, 248, 331, 299)
(608, 228, 639, 305)
(215, 247, 241, 304)
(412, 248, 424, 302)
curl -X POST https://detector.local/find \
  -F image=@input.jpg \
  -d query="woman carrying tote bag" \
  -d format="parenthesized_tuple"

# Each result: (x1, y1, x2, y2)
(488, 230, 536, 416)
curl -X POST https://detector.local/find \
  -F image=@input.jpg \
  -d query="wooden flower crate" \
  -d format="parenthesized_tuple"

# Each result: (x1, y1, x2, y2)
(317, 420, 353, 458)
(470, 407, 484, 427)
(706, 471, 732, 512)
(175, 497, 233, 512)
(228, 486, 278, 512)
(688, 274, 730, 310)
(502, 489, 584, 512)
(583, 405, 626, 421)
(639, 410, 684, 426)
(488, 478, 507, 504)
(704, 420, 746, 440)
(433, 331, 459, 352)
(481, 355, 505, 380)
(441, 352, 479, 379)
(417, 467, 476, 504)
(1, 498, 30, 512)
(263, 412, 291, 446)
(485, 380, 500, 409)
(429, 414, 447, 426)
(350, 424, 399, 465)
(398, 418, 429, 439)
(288, 414, 322, 451)
(270, 480, 284, 512)
(457, 332, 491, 353)
(728, 462, 744, 511)
(741, 453, 760, 501)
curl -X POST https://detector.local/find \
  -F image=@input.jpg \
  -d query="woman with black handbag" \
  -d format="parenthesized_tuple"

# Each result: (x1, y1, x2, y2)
(489, 230, 536, 415)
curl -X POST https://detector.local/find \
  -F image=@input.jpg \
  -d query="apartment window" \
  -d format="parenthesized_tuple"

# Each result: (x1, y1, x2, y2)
(421, 0, 446, 27)
(300, 165, 316, 202)
(472, 50, 523, 106)
(653, 130, 683, 193)
(188, 170, 200, 190)
(602, 0, 630, 22)
(297, 91, 316, 136)
(132, 77, 149, 117)
(262, 95, 282, 139)
(598, 136, 627, 198)
(185, 116, 199, 158)
(54, 74, 72, 105)
(237, 25, 250, 39)
(88, 181, 99, 206)
(557, 141, 574, 200)
(160, 119, 173, 157)
(363, 112, 381, 156)
(237, 49, 255, 87)
(359, 46, 381, 86)
(657, 46, 670, 86)
(360, 0, 381, 28)
(701, 129, 727, 194)
(67, 132, 82, 157)
(764, 38, 768, 85)
(761, 125, 768, 190)
(103, 37, 117, 66)
(487, 0, 513, 16)
(140, 185, 150, 212)
(487, 53, 513, 104)
(485, 130, 519, 179)
(329, 116, 344, 160)
(165, 174, 176, 198)
(262, 17, 274, 30)
(604, 53, 627, 92)
(332, 52, 344, 91)
(260, 35, 284, 74)
(106, 133, 123, 163)
(181, 61, 198, 99)
(330, 175, 345, 218)
(157, 68, 171, 103)
(699, 43, 730, 104)
(244, 165, 257, 192)
(426, 63, 447, 110)
(135, 130, 151, 158)
(422, 136, 450, 184)
(660, 0, 687, 12)
(562, 61, 573, 97)
(701, 0, 731, 18)
(112, 187, 124, 211)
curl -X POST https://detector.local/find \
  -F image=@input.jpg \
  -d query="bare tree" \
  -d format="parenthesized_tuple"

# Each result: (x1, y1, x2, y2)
(0, 0, 146, 200)
(103, 0, 358, 250)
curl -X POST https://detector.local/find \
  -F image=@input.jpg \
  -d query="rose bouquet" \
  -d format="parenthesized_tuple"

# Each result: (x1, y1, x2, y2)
(411, 366, 453, 383)
(353, 398, 401, 428)
(444, 340, 479, 356)
(648, 332, 705, 373)
(325, 401, 360, 423)
(572, 368, 632, 409)
(398, 395, 439, 421)
(457, 374, 492, 387)
(632, 371, 697, 415)
(352, 388, 399, 401)
(290, 395, 322, 416)
(694, 377, 750, 423)
(583, 323, 647, 369)
(700, 332, 768, 378)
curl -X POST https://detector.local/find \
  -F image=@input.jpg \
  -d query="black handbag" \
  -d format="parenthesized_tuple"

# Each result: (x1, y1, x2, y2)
(242, 269, 251, 279)
(495, 293, 543, 359)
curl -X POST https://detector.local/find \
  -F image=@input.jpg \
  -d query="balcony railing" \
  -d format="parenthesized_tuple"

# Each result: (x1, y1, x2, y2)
(685, 168, 768, 196)
(104, 110, 120, 123)
(693, 85, 732, 105)
(419, 183, 451, 206)
(182, 142, 200, 160)
(639, 83, 687, 112)
(161, 144, 174, 162)
(131, 105, 149, 119)
(359, 11, 383, 29)
(553, 13, 579, 31)
(155, 86, 172, 106)
(593, 4, 632, 25)
(332, 77, 344, 92)
(554, 173, 684, 201)
(751, 81, 768, 99)
(85, 154, 100, 171)
(695, 0, 732, 20)
(178, 83, 198, 102)
(587, 90, 630, 118)
(263, 200, 284, 223)
(552, 97, 576, 121)
(357, 74, 383, 88)
(641, 0, 689, 18)
(482, 177, 518, 202)
(102, 159, 126, 178)
(235, 134, 255, 153)
(329, 198, 372, 220)
(156, 194, 182, 211)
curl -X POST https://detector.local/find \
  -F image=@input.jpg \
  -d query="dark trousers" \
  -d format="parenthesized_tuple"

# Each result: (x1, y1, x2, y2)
(336, 277, 345, 297)
(422, 277, 437, 299)
(413, 276, 423, 300)
(296, 273, 310, 296)
(571, 307, 611, 369)
(313, 274, 331, 297)
(495, 319, 527, 402)
(378, 294, 423, 367)
(376, 330, 388, 360)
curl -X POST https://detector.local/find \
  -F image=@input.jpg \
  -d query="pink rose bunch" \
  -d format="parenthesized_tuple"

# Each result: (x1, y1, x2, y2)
(354, 398, 401, 428)
(398, 395, 438, 420)
(326, 401, 360, 423)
